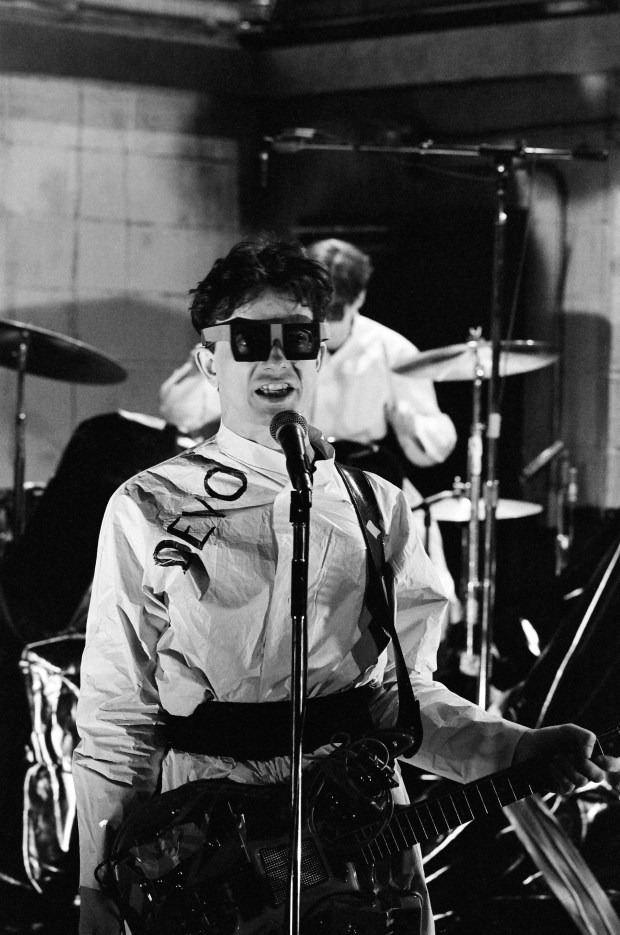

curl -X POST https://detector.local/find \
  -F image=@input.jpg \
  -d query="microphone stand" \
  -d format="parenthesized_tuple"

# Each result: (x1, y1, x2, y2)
(477, 153, 508, 709)
(463, 331, 485, 682)
(264, 133, 608, 165)
(474, 145, 603, 707)
(287, 483, 312, 935)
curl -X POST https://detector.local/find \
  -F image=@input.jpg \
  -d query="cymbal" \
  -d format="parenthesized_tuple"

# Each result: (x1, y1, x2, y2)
(429, 496, 543, 523)
(394, 340, 557, 381)
(0, 318, 126, 384)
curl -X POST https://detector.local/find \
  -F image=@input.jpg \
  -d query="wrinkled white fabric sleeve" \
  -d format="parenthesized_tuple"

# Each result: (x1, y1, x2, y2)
(158, 346, 221, 434)
(73, 490, 169, 889)
(383, 332, 457, 467)
(369, 478, 529, 783)
(391, 396, 458, 467)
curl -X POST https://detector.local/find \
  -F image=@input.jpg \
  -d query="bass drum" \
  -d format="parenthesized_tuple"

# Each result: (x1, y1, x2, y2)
(1, 411, 179, 639)
(19, 632, 84, 898)
(0, 482, 46, 560)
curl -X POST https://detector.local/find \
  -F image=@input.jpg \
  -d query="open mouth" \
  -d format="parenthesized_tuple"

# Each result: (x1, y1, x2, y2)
(255, 382, 295, 399)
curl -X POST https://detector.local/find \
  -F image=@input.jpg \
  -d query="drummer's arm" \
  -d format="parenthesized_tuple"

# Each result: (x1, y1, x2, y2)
(387, 372, 457, 467)
(159, 345, 221, 435)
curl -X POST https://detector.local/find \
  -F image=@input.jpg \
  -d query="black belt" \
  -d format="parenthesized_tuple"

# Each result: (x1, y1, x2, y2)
(165, 684, 376, 760)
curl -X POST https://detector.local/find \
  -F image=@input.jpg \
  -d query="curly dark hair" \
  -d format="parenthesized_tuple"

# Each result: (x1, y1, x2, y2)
(306, 239, 373, 322)
(189, 236, 333, 333)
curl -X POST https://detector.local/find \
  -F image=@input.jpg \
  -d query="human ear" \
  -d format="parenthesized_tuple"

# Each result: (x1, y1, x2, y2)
(195, 347, 218, 387)
(352, 289, 366, 312)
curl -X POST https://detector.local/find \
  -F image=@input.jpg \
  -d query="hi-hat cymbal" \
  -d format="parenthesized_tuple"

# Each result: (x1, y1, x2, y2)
(429, 496, 543, 523)
(394, 340, 557, 381)
(0, 318, 126, 384)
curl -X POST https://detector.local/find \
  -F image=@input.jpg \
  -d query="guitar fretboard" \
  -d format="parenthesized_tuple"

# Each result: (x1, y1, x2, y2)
(359, 725, 619, 862)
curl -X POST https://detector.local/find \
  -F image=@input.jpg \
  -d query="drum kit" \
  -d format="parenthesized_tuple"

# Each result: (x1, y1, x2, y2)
(0, 318, 125, 897)
(396, 331, 556, 523)
(0, 317, 126, 542)
(398, 329, 567, 702)
(0, 313, 566, 904)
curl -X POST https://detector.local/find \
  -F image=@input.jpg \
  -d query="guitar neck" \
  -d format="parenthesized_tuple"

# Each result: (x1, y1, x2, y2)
(397, 757, 549, 849)
(365, 725, 618, 858)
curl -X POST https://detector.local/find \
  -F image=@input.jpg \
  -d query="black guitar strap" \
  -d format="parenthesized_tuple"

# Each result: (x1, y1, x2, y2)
(335, 462, 422, 752)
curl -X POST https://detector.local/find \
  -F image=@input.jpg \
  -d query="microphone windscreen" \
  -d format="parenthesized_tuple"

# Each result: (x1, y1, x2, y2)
(269, 410, 308, 441)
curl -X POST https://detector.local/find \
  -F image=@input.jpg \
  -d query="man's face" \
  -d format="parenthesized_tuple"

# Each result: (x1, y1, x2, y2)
(198, 290, 325, 446)
(325, 290, 366, 352)
(325, 304, 357, 352)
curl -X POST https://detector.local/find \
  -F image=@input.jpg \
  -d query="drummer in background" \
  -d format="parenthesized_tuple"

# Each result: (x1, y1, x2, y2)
(159, 237, 460, 617)
(306, 239, 459, 618)
(305, 239, 456, 470)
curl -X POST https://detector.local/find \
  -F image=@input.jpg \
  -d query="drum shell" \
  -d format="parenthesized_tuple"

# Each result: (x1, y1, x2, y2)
(1, 412, 178, 639)
(19, 633, 84, 895)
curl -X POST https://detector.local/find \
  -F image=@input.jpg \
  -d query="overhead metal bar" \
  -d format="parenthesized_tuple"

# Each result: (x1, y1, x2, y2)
(256, 13, 620, 96)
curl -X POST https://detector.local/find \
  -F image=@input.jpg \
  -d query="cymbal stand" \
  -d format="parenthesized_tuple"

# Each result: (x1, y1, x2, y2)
(477, 156, 511, 709)
(472, 146, 606, 708)
(264, 132, 608, 710)
(13, 329, 31, 540)
(554, 451, 578, 575)
(411, 485, 466, 554)
(460, 329, 486, 679)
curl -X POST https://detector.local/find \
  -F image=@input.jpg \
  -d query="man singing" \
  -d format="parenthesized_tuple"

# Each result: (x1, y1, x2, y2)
(74, 236, 618, 935)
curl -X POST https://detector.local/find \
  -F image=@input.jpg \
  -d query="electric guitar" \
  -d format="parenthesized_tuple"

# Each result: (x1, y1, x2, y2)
(107, 726, 619, 935)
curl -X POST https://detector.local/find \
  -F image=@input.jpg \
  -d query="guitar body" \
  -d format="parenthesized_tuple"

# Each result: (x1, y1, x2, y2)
(108, 726, 619, 935)
(110, 778, 422, 935)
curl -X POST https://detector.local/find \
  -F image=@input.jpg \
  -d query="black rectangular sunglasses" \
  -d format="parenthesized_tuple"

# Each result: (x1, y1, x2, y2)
(201, 318, 327, 361)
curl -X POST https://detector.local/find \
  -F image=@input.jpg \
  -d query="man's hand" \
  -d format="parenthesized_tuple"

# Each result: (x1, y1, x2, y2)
(385, 400, 420, 444)
(513, 724, 620, 795)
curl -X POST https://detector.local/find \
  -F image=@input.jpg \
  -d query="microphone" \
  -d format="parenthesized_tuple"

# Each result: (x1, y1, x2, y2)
(270, 411, 313, 492)
(269, 127, 317, 155)
(271, 139, 308, 154)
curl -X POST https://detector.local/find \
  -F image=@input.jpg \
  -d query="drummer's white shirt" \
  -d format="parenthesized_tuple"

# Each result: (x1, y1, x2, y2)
(310, 313, 459, 604)
(73, 425, 527, 933)
(310, 313, 457, 467)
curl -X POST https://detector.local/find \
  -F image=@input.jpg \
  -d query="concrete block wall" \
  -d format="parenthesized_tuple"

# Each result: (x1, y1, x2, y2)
(608, 140, 620, 507)
(560, 127, 613, 508)
(0, 75, 241, 490)
(1, 70, 617, 510)
(518, 118, 619, 508)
